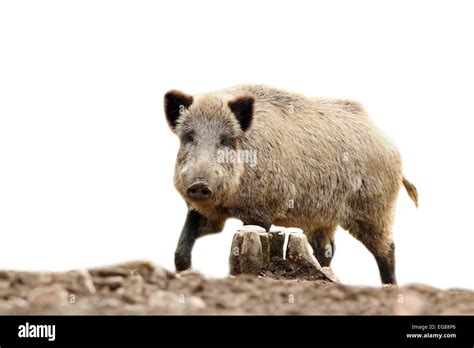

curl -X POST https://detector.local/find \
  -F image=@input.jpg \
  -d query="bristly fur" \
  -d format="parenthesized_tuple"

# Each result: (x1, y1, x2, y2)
(167, 84, 418, 284)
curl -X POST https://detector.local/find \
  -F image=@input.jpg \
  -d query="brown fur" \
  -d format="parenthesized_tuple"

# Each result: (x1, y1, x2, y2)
(165, 84, 417, 284)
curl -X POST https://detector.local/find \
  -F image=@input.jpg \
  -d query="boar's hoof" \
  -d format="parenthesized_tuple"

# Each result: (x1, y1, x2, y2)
(175, 252, 191, 272)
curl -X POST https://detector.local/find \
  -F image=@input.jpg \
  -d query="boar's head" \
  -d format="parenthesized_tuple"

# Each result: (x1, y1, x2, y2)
(164, 90, 255, 207)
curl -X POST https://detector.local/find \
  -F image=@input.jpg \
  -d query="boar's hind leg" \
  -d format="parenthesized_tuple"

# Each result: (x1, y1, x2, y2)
(174, 210, 225, 272)
(348, 220, 396, 285)
(308, 227, 337, 267)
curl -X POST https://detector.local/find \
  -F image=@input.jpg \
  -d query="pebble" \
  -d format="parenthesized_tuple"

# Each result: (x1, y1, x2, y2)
(93, 276, 124, 290)
(28, 285, 69, 306)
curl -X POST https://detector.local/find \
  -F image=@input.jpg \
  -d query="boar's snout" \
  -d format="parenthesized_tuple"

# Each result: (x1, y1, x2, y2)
(186, 180, 214, 202)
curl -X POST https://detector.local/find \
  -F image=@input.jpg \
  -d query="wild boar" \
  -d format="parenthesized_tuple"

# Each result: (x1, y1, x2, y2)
(164, 84, 417, 284)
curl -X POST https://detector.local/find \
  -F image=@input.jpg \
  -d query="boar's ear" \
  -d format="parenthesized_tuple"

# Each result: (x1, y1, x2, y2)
(164, 90, 194, 130)
(228, 95, 255, 132)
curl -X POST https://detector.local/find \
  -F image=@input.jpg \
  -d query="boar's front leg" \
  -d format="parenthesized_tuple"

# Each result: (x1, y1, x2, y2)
(174, 209, 225, 271)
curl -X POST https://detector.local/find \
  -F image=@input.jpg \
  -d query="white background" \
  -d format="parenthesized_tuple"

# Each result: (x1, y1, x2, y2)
(1, 0, 473, 289)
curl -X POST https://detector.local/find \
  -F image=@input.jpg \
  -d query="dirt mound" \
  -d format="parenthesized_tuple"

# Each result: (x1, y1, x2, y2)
(0, 261, 473, 315)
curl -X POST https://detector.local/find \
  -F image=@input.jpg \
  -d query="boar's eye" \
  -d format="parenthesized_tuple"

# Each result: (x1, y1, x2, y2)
(220, 135, 235, 147)
(182, 131, 195, 143)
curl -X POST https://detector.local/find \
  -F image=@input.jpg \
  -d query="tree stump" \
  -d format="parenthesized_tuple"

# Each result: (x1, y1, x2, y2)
(229, 225, 339, 283)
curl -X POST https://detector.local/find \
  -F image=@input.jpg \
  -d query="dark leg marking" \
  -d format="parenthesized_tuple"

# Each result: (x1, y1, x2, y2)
(174, 210, 201, 272)
(174, 210, 226, 272)
(374, 242, 396, 285)
(348, 220, 397, 285)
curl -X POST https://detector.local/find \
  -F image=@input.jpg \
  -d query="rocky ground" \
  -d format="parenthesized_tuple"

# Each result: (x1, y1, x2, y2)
(1, 260, 473, 315)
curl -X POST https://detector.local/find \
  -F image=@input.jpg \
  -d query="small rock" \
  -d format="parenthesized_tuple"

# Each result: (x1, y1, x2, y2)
(74, 269, 96, 295)
(122, 293, 141, 305)
(116, 261, 157, 279)
(171, 270, 204, 293)
(28, 285, 69, 306)
(0, 271, 11, 280)
(148, 290, 182, 313)
(14, 272, 53, 286)
(176, 269, 203, 278)
(99, 298, 123, 309)
(187, 296, 207, 311)
(146, 264, 171, 288)
(8, 296, 29, 309)
(93, 276, 124, 290)
(0, 279, 10, 289)
(148, 290, 179, 305)
(0, 299, 13, 313)
(147, 290, 206, 313)
(320, 267, 340, 283)
(89, 267, 130, 278)
(0, 286, 16, 299)
(120, 275, 145, 304)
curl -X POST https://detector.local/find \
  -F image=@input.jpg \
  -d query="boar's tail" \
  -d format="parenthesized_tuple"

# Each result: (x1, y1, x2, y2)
(402, 177, 418, 207)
